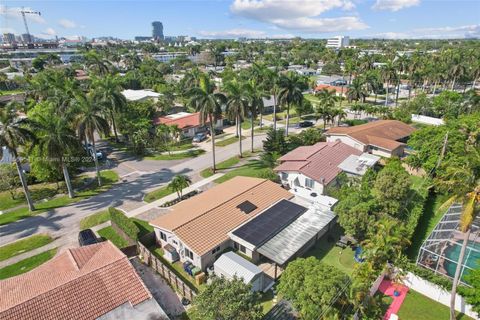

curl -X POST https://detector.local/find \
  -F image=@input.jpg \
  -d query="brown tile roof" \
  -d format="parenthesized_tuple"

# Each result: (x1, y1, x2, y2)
(314, 84, 345, 94)
(326, 120, 415, 151)
(0, 241, 151, 320)
(153, 112, 206, 129)
(150, 176, 293, 255)
(275, 141, 362, 185)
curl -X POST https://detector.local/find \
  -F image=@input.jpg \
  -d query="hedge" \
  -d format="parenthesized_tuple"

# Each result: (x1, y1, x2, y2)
(108, 207, 139, 241)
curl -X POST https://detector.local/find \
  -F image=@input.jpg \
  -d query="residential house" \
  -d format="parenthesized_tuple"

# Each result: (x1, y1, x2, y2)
(0, 241, 169, 320)
(121, 89, 162, 102)
(274, 141, 378, 199)
(314, 84, 346, 98)
(153, 112, 222, 137)
(326, 120, 415, 157)
(149, 176, 336, 275)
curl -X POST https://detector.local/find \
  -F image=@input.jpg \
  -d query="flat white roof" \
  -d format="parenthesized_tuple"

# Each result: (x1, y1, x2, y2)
(163, 112, 192, 120)
(338, 153, 380, 176)
(121, 89, 161, 101)
(411, 114, 444, 126)
(214, 251, 262, 283)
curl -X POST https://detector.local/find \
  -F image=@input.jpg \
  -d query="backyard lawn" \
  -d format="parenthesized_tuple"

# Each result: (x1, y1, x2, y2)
(303, 225, 356, 275)
(97, 226, 129, 248)
(79, 210, 110, 229)
(397, 290, 472, 320)
(0, 170, 119, 226)
(144, 185, 175, 203)
(0, 234, 53, 262)
(0, 248, 57, 280)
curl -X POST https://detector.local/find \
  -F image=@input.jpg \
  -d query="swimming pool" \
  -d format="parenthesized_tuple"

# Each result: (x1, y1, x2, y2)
(444, 241, 480, 282)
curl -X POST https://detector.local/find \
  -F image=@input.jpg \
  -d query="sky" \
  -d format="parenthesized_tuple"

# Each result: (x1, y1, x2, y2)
(1, 0, 479, 40)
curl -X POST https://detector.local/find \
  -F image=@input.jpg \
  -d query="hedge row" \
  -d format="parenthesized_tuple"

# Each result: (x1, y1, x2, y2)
(109, 207, 139, 241)
(406, 263, 454, 292)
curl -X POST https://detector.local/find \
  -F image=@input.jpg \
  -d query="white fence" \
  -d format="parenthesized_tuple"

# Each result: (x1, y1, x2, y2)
(404, 272, 479, 319)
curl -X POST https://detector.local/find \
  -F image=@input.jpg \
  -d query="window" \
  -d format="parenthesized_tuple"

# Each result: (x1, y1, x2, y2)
(212, 246, 221, 255)
(159, 231, 167, 241)
(239, 245, 246, 253)
(233, 242, 239, 250)
(184, 248, 194, 260)
(281, 172, 288, 180)
(305, 178, 315, 189)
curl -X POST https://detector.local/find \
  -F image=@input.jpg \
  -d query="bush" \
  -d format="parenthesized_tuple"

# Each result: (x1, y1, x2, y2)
(109, 207, 139, 241)
(405, 263, 453, 292)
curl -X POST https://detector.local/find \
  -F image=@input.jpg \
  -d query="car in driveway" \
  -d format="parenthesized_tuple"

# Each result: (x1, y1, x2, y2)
(78, 229, 98, 246)
(206, 128, 224, 136)
(297, 120, 314, 128)
(192, 133, 207, 143)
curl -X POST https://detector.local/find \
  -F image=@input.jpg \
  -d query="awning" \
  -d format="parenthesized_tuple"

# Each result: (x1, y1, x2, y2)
(257, 208, 336, 266)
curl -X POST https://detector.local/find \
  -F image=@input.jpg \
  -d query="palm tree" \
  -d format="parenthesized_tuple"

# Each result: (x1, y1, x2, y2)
(169, 174, 192, 200)
(84, 50, 112, 75)
(73, 93, 110, 186)
(332, 108, 347, 126)
(188, 74, 226, 172)
(435, 138, 479, 320)
(33, 113, 80, 198)
(0, 108, 36, 211)
(315, 88, 337, 128)
(92, 75, 127, 143)
(381, 61, 397, 107)
(347, 78, 368, 103)
(278, 72, 304, 136)
(394, 54, 409, 106)
(224, 79, 248, 157)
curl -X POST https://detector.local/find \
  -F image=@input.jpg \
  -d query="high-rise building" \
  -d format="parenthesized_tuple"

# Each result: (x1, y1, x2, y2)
(326, 36, 350, 49)
(2, 33, 16, 44)
(152, 21, 164, 40)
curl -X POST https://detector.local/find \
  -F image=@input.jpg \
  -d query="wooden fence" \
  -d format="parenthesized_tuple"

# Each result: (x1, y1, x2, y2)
(137, 241, 196, 301)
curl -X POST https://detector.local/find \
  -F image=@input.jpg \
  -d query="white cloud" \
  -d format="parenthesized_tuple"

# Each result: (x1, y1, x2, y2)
(230, 0, 367, 33)
(198, 28, 267, 38)
(366, 24, 480, 39)
(58, 19, 77, 29)
(372, 0, 420, 12)
(36, 27, 56, 39)
(0, 6, 46, 24)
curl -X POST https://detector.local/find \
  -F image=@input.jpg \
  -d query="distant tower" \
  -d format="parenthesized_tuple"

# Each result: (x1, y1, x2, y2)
(152, 21, 164, 40)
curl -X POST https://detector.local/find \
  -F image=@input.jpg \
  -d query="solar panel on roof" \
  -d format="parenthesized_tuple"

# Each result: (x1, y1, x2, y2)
(232, 199, 307, 247)
(236, 201, 257, 214)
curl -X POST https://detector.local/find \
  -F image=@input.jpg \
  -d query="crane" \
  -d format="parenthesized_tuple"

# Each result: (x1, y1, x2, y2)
(20, 7, 41, 45)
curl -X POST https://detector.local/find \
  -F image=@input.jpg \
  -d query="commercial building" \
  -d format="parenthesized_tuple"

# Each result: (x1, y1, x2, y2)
(326, 36, 350, 49)
(0, 241, 168, 320)
(2, 33, 15, 44)
(326, 120, 415, 158)
(152, 21, 164, 40)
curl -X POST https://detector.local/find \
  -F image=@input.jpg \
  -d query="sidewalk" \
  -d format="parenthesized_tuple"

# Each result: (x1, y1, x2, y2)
(126, 173, 224, 218)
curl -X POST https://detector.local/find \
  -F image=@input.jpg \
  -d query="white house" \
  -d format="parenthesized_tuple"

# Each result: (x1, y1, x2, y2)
(121, 89, 161, 102)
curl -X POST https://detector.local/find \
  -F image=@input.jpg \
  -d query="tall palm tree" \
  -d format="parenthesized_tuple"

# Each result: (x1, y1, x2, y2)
(347, 78, 368, 103)
(33, 113, 80, 198)
(0, 108, 36, 211)
(381, 61, 397, 107)
(332, 108, 347, 126)
(73, 93, 110, 186)
(224, 79, 248, 157)
(435, 136, 479, 320)
(169, 174, 192, 200)
(92, 75, 127, 142)
(188, 74, 226, 172)
(84, 50, 112, 75)
(394, 54, 409, 106)
(315, 88, 337, 129)
(278, 72, 304, 136)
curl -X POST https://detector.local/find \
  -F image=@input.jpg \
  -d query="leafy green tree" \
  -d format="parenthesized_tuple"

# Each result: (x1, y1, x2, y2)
(347, 77, 368, 103)
(458, 265, 480, 314)
(278, 257, 350, 320)
(263, 128, 288, 155)
(188, 73, 226, 172)
(287, 128, 324, 150)
(169, 174, 192, 200)
(192, 275, 263, 320)
(315, 88, 337, 128)
(0, 163, 21, 200)
(0, 108, 36, 211)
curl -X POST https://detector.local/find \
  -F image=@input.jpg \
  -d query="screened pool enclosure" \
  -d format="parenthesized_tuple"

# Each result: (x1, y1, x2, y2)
(416, 203, 480, 285)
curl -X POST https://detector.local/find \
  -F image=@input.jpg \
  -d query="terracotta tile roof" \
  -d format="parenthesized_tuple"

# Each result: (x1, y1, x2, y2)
(153, 112, 206, 129)
(274, 141, 362, 185)
(0, 241, 151, 320)
(326, 120, 415, 151)
(314, 84, 345, 94)
(150, 176, 293, 255)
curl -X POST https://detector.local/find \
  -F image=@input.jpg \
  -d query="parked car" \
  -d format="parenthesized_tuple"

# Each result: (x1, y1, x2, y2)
(331, 79, 347, 86)
(192, 133, 207, 143)
(297, 121, 314, 128)
(206, 128, 224, 136)
(84, 144, 104, 160)
(78, 229, 98, 246)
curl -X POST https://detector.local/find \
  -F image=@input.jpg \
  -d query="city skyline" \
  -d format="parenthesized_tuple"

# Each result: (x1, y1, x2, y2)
(0, 0, 479, 41)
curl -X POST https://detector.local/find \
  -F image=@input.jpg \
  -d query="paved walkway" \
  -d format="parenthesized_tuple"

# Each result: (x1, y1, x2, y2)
(126, 173, 224, 218)
(378, 279, 409, 320)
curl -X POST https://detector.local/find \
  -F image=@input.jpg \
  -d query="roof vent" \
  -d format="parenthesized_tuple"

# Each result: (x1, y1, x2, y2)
(236, 201, 257, 214)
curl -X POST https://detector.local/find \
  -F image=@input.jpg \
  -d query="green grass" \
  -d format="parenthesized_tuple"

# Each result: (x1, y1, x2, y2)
(79, 210, 110, 229)
(213, 159, 277, 184)
(144, 149, 205, 160)
(0, 234, 54, 262)
(200, 156, 241, 178)
(97, 226, 129, 248)
(171, 140, 196, 151)
(0, 248, 57, 280)
(0, 89, 25, 95)
(215, 136, 246, 147)
(397, 289, 472, 320)
(260, 289, 275, 314)
(241, 120, 261, 130)
(144, 185, 176, 203)
(0, 183, 59, 211)
(0, 170, 119, 226)
(303, 225, 356, 275)
(150, 246, 200, 292)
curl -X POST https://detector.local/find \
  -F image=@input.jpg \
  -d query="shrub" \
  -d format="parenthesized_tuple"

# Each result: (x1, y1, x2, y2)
(108, 207, 139, 241)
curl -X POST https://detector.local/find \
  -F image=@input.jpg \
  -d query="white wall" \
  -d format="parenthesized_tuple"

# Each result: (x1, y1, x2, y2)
(404, 272, 479, 319)
(278, 172, 324, 195)
(326, 135, 365, 152)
